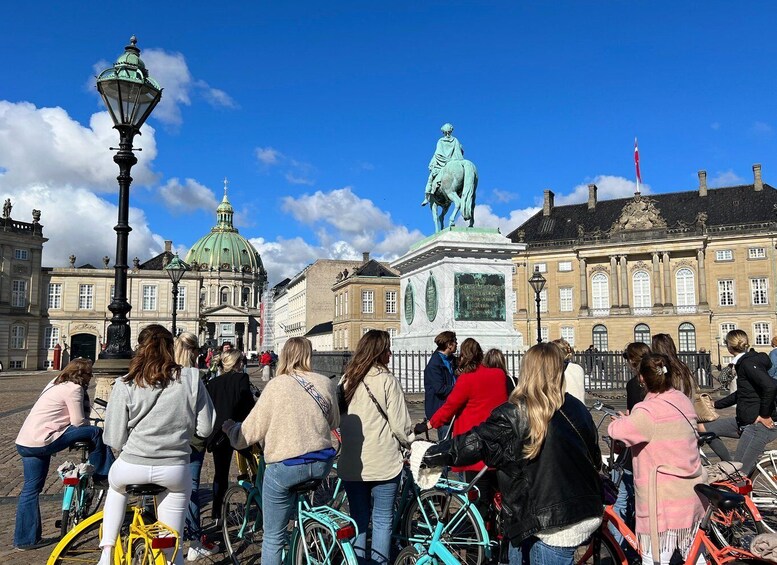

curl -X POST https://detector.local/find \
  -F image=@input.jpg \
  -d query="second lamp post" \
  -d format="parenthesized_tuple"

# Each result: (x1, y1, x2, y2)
(165, 254, 190, 337)
(528, 267, 547, 344)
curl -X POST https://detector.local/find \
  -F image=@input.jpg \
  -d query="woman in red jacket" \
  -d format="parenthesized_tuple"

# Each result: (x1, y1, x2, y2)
(415, 338, 508, 517)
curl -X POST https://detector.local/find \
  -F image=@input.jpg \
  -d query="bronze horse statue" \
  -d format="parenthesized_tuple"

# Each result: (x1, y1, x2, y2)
(428, 159, 478, 232)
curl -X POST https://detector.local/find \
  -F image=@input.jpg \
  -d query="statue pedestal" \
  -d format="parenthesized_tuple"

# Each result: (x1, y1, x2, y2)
(92, 357, 130, 403)
(390, 228, 526, 351)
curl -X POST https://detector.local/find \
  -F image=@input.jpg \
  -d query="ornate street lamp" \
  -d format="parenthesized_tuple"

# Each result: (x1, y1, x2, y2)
(715, 335, 722, 371)
(96, 36, 162, 359)
(528, 267, 547, 344)
(165, 254, 190, 337)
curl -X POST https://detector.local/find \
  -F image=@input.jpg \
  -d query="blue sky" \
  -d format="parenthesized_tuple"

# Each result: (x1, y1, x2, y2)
(1, 2, 776, 283)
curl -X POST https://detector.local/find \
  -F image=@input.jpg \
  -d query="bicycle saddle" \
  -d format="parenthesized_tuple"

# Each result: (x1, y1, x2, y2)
(694, 484, 744, 511)
(697, 431, 718, 445)
(125, 484, 168, 496)
(289, 479, 322, 494)
(69, 441, 95, 451)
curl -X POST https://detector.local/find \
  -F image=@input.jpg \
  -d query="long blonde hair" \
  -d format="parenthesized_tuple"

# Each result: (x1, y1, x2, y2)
(277, 337, 313, 376)
(174, 332, 199, 368)
(510, 342, 565, 459)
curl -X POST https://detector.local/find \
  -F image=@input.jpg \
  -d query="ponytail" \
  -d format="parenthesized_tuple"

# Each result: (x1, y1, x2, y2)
(639, 353, 672, 394)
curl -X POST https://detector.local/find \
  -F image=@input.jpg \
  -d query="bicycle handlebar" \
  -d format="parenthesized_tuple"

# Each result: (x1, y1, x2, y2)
(591, 400, 618, 417)
(93, 398, 108, 408)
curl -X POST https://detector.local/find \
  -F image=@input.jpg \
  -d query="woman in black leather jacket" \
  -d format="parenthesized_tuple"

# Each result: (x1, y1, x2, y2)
(701, 329, 777, 474)
(424, 342, 603, 565)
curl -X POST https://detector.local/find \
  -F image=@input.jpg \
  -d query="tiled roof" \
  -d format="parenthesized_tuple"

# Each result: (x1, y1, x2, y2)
(305, 321, 333, 336)
(353, 259, 398, 278)
(139, 251, 175, 270)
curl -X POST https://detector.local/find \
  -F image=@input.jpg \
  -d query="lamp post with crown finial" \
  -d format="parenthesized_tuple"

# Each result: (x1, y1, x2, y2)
(95, 36, 162, 360)
(165, 254, 190, 337)
(528, 267, 547, 344)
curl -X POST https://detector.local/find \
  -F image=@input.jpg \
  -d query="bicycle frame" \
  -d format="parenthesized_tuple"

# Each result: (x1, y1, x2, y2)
(410, 521, 460, 565)
(294, 493, 359, 564)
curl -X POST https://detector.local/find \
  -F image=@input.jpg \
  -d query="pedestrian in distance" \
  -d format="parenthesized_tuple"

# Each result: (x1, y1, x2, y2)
(222, 337, 339, 565)
(423, 330, 457, 440)
(609, 353, 706, 565)
(14, 358, 114, 550)
(338, 329, 414, 565)
(98, 325, 215, 565)
(174, 332, 220, 562)
(768, 336, 777, 379)
(423, 342, 603, 565)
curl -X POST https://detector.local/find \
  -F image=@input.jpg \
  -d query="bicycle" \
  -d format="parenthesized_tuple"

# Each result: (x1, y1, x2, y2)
(47, 483, 180, 565)
(749, 450, 777, 532)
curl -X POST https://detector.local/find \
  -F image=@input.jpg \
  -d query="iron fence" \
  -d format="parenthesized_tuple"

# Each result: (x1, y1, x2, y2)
(311, 350, 713, 393)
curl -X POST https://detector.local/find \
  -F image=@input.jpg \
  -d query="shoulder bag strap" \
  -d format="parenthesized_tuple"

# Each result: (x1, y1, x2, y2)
(362, 380, 391, 423)
(660, 398, 701, 441)
(558, 408, 598, 471)
(289, 373, 332, 421)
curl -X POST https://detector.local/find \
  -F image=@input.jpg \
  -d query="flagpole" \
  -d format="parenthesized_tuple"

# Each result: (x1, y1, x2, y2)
(634, 137, 641, 196)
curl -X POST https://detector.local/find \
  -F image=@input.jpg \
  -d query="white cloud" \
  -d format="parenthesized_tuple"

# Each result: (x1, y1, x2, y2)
(709, 170, 745, 187)
(256, 147, 282, 166)
(473, 204, 541, 234)
(0, 102, 158, 191)
(255, 147, 316, 185)
(159, 178, 219, 214)
(491, 188, 517, 203)
(283, 187, 394, 234)
(555, 175, 647, 205)
(285, 172, 315, 186)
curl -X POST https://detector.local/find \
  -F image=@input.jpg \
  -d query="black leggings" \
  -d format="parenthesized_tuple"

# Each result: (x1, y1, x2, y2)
(210, 441, 234, 520)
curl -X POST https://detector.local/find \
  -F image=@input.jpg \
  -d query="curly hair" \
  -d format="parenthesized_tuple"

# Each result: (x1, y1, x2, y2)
(124, 324, 181, 388)
(54, 357, 93, 386)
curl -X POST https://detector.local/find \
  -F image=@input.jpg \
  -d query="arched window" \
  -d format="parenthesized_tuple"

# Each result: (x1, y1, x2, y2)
(591, 273, 610, 309)
(592, 324, 608, 350)
(679, 322, 696, 352)
(676, 268, 696, 306)
(632, 271, 651, 308)
(242, 287, 250, 306)
(220, 286, 229, 305)
(634, 323, 651, 344)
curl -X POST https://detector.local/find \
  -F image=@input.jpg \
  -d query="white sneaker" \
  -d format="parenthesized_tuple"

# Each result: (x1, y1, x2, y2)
(186, 539, 220, 561)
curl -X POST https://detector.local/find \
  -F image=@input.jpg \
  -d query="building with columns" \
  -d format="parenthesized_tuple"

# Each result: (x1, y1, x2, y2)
(509, 164, 777, 364)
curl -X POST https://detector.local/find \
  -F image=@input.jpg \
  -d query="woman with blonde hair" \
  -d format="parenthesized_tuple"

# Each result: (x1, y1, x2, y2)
(14, 358, 114, 550)
(701, 329, 777, 474)
(423, 342, 603, 565)
(553, 338, 585, 403)
(223, 337, 338, 565)
(99, 325, 215, 565)
(338, 329, 413, 565)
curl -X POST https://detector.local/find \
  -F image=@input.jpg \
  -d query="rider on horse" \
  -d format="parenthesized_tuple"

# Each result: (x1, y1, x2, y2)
(421, 123, 464, 206)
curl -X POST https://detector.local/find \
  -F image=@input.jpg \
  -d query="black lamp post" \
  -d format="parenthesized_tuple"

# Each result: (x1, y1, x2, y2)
(528, 266, 547, 344)
(715, 335, 722, 370)
(96, 36, 162, 359)
(165, 254, 190, 337)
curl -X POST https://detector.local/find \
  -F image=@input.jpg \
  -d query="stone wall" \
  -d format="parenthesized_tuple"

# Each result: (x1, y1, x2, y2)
(311, 350, 352, 378)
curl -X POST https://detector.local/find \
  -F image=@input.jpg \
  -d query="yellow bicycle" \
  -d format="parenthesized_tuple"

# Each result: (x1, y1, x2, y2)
(47, 483, 179, 565)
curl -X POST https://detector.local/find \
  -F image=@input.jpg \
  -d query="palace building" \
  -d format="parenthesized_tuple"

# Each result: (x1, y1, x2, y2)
(508, 164, 777, 364)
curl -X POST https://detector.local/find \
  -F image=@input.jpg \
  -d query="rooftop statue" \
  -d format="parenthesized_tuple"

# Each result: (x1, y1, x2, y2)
(422, 123, 478, 232)
(3, 198, 11, 219)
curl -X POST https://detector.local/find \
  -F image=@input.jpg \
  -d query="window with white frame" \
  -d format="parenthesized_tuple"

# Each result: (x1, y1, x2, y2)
(558, 261, 573, 272)
(388, 327, 398, 339)
(176, 286, 186, 311)
(220, 287, 229, 305)
(362, 290, 374, 314)
(11, 280, 26, 308)
(534, 263, 547, 273)
(749, 247, 766, 260)
(44, 327, 60, 349)
(10, 360, 23, 369)
(386, 291, 397, 314)
(754, 322, 771, 346)
(632, 271, 651, 308)
(221, 322, 234, 336)
(539, 289, 548, 313)
(559, 287, 573, 312)
(142, 285, 157, 311)
(48, 283, 62, 309)
(678, 322, 696, 351)
(10, 325, 25, 349)
(591, 273, 610, 309)
(561, 326, 575, 347)
(675, 268, 696, 306)
(720, 322, 737, 337)
(634, 323, 651, 344)
(344, 330, 349, 349)
(110, 285, 115, 302)
(335, 294, 340, 318)
(14, 249, 28, 260)
(592, 325, 608, 350)
(718, 280, 735, 306)
(715, 250, 733, 261)
(540, 327, 549, 342)
(363, 327, 371, 335)
(79, 284, 94, 309)
(344, 292, 348, 315)
(751, 278, 769, 305)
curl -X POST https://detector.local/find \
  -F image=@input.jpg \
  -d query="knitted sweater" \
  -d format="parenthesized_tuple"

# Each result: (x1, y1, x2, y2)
(608, 388, 706, 558)
(224, 371, 338, 464)
(16, 380, 88, 447)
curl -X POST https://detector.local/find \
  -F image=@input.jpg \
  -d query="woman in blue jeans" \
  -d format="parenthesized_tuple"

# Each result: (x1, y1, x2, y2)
(338, 330, 414, 565)
(14, 358, 114, 549)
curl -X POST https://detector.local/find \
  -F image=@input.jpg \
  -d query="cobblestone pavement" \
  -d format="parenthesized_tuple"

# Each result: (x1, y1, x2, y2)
(0, 371, 740, 564)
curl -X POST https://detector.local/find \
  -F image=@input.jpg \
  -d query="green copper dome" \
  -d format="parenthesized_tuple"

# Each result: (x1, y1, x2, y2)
(185, 182, 265, 274)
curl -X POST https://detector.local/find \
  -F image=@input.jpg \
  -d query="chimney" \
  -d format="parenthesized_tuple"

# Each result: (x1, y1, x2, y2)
(698, 170, 707, 197)
(587, 184, 598, 210)
(753, 163, 763, 191)
(362, 251, 370, 264)
(164, 240, 172, 252)
(542, 189, 555, 217)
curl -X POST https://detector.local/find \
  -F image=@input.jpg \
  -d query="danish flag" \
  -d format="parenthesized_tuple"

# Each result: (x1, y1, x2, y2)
(634, 137, 642, 193)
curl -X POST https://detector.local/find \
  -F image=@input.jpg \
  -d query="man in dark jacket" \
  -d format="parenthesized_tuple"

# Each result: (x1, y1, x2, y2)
(424, 331, 457, 440)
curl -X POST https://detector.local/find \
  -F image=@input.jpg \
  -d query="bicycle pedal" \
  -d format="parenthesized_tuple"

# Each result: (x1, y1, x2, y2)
(55, 519, 62, 528)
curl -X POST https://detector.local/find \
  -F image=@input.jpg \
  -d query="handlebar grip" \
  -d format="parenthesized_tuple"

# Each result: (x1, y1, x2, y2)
(94, 398, 108, 408)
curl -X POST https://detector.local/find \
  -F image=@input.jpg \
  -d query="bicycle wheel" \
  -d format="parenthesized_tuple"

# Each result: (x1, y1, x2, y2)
(293, 520, 357, 565)
(573, 533, 623, 565)
(750, 454, 777, 533)
(48, 509, 133, 565)
(312, 472, 348, 513)
(222, 485, 263, 564)
(710, 497, 769, 550)
(402, 491, 486, 565)
(393, 545, 421, 564)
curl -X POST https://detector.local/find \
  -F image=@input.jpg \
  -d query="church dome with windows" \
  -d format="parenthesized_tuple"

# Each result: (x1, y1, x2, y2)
(185, 183, 266, 275)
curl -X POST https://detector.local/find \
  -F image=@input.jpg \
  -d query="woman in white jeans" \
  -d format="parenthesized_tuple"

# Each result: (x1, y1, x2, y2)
(98, 324, 215, 565)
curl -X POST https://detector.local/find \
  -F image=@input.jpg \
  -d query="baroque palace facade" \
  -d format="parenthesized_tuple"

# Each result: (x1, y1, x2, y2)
(0, 189, 266, 370)
(509, 164, 777, 363)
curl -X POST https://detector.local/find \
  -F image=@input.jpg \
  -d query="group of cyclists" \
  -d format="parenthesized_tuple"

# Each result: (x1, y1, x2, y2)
(12, 323, 777, 564)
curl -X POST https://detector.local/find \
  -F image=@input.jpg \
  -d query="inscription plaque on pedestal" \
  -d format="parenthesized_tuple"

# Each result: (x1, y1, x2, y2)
(454, 273, 506, 321)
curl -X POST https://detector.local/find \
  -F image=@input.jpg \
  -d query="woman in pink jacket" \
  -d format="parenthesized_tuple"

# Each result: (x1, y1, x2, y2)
(608, 354, 706, 565)
(14, 358, 114, 550)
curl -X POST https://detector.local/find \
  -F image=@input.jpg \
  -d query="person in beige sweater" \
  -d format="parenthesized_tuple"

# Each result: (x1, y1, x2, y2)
(338, 329, 413, 565)
(222, 337, 338, 565)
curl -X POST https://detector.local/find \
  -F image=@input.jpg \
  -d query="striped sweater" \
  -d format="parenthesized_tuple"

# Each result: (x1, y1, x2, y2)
(608, 388, 706, 559)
